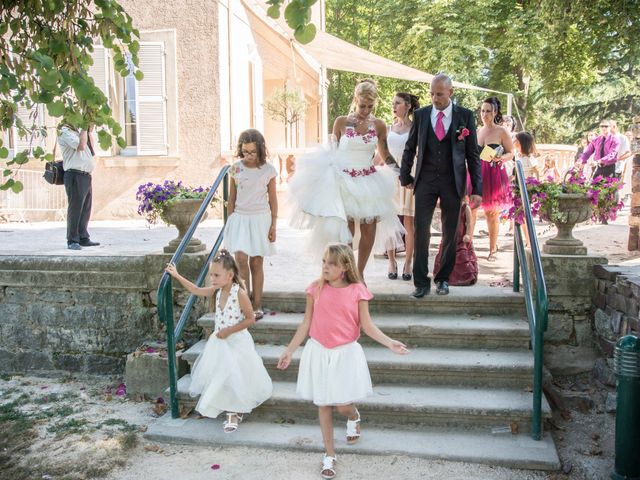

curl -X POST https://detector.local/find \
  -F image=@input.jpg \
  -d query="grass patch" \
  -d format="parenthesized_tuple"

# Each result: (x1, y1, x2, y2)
(47, 418, 89, 436)
(118, 431, 139, 450)
(100, 418, 138, 432)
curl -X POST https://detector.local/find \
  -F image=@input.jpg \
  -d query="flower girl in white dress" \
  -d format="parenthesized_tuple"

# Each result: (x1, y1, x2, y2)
(165, 250, 272, 433)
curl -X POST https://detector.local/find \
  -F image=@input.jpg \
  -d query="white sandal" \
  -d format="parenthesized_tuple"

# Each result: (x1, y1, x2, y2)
(321, 454, 337, 479)
(346, 408, 361, 445)
(223, 412, 243, 433)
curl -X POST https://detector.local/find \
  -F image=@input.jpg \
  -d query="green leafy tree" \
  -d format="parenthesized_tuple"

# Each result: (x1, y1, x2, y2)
(0, 0, 142, 193)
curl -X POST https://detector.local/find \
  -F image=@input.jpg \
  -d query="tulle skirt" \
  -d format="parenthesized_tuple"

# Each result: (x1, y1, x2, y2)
(481, 162, 512, 211)
(288, 148, 405, 255)
(296, 338, 373, 406)
(224, 211, 275, 257)
(189, 330, 273, 418)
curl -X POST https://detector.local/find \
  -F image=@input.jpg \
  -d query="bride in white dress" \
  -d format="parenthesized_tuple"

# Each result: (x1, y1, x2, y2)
(289, 79, 404, 281)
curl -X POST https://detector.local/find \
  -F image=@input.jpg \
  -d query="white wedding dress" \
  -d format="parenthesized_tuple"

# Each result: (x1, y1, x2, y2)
(289, 123, 404, 254)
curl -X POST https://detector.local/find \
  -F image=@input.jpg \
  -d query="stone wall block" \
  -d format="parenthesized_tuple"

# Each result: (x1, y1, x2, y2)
(614, 293, 628, 312)
(598, 335, 616, 357)
(629, 279, 640, 298)
(14, 350, 53, 371)
(611, 310, 623, 334)
(52, 353, 83, 372)
(574, 319, 595, 345)
(63, 305, 98, 329)
(40, 290, 73, 304)
(545, 313, 575, 344)
(5, 287, 33, 304)
(85, 354, 125, 375)
(0, 303, 27, 324)
(594, 309, 615, 340)
(627, 298, 639, 318)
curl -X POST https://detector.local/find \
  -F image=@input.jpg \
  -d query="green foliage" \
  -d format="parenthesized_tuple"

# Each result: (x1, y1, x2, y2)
(325, 0, 640, 143)
(0, 0, 142, 191)
(266, 0, 317, 43)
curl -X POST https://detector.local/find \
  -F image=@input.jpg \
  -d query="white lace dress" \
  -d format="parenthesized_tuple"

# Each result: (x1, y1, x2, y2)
(188, 283, 273, 418)
(288, 124, 404, 253)
(387, 129, 414, 216)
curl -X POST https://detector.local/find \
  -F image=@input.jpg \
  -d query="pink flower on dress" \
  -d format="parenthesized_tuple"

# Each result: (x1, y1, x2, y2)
(343, 166, 377, 177)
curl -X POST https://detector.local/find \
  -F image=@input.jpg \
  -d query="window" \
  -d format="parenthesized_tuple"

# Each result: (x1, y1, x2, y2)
(119, 42, 168, 156)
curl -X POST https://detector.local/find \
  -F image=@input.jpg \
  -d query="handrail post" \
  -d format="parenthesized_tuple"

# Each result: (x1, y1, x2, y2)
(223, 171, 229, 223)
(513, 232, 520, 292)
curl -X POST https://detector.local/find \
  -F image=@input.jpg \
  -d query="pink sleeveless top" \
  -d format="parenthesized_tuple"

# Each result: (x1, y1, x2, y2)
(305, 281, 373, 348)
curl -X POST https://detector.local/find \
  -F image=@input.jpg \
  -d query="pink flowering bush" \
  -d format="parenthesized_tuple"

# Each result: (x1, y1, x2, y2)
(509, 168, 623, 225)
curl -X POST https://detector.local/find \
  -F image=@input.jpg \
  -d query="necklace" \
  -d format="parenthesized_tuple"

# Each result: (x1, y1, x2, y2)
(350, 113, 371, 126)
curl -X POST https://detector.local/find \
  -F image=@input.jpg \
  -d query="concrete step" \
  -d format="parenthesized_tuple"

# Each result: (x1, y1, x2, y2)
(196, 312, 531, 349)
(182, 341, 535, 388)
(261, 290, 526, 315)
(144, 414, 560, 471)
(175, 377, 551, 432)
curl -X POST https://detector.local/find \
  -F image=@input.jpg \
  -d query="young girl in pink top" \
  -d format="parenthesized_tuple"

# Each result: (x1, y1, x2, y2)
(277, 243, 408, 480)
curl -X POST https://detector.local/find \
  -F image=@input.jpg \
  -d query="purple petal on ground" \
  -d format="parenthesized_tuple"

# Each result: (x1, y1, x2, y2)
(211, 464, 220, 470)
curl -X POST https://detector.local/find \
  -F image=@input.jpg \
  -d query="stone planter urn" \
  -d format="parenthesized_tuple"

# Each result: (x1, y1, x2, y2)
(543, 193, 592, 255)
(161, 198, 208, 253)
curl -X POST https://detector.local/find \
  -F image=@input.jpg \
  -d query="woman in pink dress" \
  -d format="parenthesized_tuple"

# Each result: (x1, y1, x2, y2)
(470, 97, 514, 262)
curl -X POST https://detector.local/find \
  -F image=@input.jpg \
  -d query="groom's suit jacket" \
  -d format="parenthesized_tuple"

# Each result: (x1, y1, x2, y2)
(400, 104, 482, 199)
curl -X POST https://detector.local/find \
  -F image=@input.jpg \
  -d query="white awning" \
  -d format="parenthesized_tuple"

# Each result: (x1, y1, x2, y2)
(248, 0, 509, 95)
(303, 29, 509, 95)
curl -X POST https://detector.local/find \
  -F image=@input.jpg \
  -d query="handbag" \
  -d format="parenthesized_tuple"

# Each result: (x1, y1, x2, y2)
(43, 137, 65, 185)
(43, 160, 65, 185)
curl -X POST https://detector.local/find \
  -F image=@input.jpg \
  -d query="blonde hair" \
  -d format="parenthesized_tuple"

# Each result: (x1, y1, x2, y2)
(350, 79, 378, 112)
(208, 249, 246, 312)
(314, 244, 361, 300)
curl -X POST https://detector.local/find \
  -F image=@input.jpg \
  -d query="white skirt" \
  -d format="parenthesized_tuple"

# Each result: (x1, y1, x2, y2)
(224, 211, 276, 257)
(296, 338, 373, 406)
(288, 148, 405, 255)
(189, 329, 273, 418)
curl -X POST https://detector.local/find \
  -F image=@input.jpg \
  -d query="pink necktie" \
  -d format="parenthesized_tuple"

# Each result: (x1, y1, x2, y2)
(435, 111, 446, 141)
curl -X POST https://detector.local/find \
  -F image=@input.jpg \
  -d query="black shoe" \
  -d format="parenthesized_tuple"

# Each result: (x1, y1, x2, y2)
(79, 240, 100, 247)
(410, 286, 430, 298)
(402, 273, 412, 281)
(435, 280, 449, 295)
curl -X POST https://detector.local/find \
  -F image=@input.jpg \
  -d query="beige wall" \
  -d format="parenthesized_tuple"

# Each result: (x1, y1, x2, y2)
(93, 0, 221, 219)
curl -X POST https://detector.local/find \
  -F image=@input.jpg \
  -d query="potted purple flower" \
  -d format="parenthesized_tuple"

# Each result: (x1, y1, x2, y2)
(136, 180, 214, 253)
(509, 168, 624, 254)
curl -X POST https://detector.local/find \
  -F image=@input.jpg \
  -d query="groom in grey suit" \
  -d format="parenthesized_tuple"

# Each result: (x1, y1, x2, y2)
(400, 74, 482, 297)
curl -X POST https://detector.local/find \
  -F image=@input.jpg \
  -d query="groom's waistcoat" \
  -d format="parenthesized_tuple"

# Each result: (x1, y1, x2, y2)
(419, 120, 453, 180)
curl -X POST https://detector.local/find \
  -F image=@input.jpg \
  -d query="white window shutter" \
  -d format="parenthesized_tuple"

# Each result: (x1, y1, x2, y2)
(136, 43, 167, 155)
(13, 104, 45, 154)
(89, 45, 112, 156)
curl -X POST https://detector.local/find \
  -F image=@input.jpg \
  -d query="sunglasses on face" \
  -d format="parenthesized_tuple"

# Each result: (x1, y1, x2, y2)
(600, 124, 610, 128)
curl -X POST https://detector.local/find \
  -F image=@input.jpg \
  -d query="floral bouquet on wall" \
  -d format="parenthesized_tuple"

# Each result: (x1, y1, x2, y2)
(508, 168, 624, 225)
(135, 180, 211, 225)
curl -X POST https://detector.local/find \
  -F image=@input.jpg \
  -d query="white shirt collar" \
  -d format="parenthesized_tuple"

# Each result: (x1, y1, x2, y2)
(431, 101, 453, 120)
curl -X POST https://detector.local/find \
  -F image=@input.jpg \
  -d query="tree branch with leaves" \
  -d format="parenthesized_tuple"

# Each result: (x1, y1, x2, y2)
(0, 0, 143, 193)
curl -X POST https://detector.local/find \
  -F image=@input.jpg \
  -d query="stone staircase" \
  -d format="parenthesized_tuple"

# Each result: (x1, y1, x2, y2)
(145, 292, 560, 470)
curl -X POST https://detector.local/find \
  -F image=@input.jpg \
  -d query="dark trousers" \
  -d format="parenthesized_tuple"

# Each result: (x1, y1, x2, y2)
(413, 173, 461, 288)
(592, 163, 616, 179)
(64, 170, 93, 245)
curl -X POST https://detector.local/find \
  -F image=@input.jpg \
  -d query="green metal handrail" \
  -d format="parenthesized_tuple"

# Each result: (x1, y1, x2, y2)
(512, 159, 549, 441)
(157, 165, 230, 418)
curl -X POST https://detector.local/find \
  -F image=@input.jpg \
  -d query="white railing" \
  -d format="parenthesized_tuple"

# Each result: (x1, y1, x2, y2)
(0, 169, 66, 222)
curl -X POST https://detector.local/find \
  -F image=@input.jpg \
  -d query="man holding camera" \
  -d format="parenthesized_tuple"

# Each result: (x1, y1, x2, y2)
(57, 124, 99, 250)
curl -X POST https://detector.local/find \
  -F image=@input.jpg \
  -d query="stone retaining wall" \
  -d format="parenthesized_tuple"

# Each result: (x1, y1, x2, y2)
(0, 254, 208, 375)
(592, 265, 640, 384)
